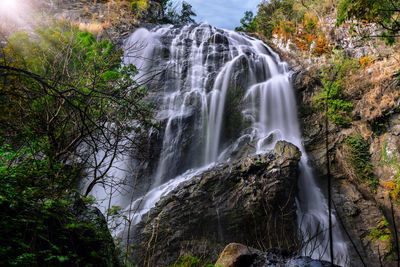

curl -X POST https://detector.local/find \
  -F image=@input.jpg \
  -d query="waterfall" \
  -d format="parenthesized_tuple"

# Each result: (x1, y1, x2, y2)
(90, 24, 349, 266)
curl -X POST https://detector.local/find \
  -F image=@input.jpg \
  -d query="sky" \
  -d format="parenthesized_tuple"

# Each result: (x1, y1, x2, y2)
(175, 0, 262, 30)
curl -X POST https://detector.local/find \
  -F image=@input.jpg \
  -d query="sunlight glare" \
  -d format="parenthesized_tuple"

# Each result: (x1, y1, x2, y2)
(1, 0, 19, 12)
(0, 0, 17, 9)
(0, 0, 27, 27)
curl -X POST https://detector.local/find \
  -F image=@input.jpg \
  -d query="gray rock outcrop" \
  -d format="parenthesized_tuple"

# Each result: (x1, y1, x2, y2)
(130, 141, 301, 266)
(215, 243, 336, 267)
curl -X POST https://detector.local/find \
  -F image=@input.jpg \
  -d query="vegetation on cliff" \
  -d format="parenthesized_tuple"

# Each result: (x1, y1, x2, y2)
(312, 52, 356, 126)
(344, 135, 377, 190)
(0, 20, 155, 265)
(236, 0, 400, 265)
(236, 0, 399, 190)
(337, 0, 400, 44)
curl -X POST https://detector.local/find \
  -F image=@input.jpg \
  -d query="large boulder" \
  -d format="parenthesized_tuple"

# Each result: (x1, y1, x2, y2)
(215, 243, 258, 267)
(130, 141, 301, 266)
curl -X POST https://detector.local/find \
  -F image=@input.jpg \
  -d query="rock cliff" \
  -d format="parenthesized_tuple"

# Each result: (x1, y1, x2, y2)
(130, 141, 301, 266)
(269, 20, 400, 266)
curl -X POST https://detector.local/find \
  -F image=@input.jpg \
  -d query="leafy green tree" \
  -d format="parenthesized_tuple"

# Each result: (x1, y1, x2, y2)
(0, 21, 154, 195)
(179, 1, 197, 24)
(319, 73, 354, 126)
(337, 0, 400, 44)
(313, 52, 356, 126)
(235, 11, 258, 32)
(158, 0, 197, 24)
(156, 0, 171, 16)
(0, 142, 120, 266)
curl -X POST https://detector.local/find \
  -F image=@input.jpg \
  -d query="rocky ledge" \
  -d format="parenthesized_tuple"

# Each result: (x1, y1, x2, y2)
(215, 243, 336, 267)
(130, 141, 301, 266)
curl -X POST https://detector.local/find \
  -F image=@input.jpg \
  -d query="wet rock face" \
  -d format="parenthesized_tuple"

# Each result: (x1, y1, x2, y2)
(130, 141, 301, 266)
(332, 181, 390, 267)
(251, 248, 335, 267)
(131, 24, 279, 184)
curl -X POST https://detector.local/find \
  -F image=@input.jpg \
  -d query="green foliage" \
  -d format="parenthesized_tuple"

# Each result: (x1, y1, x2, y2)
(367, 216, 393, 252)
(313, 52, 357, 126)
(169, 255, 220, 267)
(371, 112, 392, 135)
(303, 13, 318, 33)
(170, 255, 200, 267)
(0, 21, 154, 195)
(337, 0, 400, 44)
(255, 0, 305, 38)
(328, 51, 361, 85)
(345, 135, 378, 191)
(235, 11, 258, 32)
(0, 142, 119, 266)
(127, 0, 149, 14)
(253, 0, 334, 38)
(0, 139, 78, 199)
(337, 0, 387, 25)
(0, 21, 154, 266)
(179, 1, 197, 24)
(317, 79, 353, 126)
(160, 0, 197, 24)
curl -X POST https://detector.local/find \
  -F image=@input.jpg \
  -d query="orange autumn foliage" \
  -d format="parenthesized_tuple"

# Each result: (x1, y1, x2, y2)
(359, 56, 373, 69)
(383, 180, 400, 200)
(273, 22, 330, 56)
(314, 35, 330, 56)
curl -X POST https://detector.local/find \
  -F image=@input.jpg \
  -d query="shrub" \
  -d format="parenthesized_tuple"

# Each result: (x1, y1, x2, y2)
(303, 13, 318, 33)
(0, 142, 119, 266)
(313, 79, 353, 126)
(360, 56, 373, 69)
(262, 5, 330, 56)
(255, 0, 305, 38)
(170, 255, 200, 267)
(312, 52, 361, 126)
(345, 135, 378, 191)
(368, 217, 391, 241)
(314, 35, 330, 56)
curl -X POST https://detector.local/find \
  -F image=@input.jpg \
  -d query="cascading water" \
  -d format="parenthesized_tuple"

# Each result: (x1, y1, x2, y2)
(90, 24, 349, 266)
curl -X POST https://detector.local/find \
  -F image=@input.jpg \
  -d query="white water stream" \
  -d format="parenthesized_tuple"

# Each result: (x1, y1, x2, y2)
(86, 24, 349, 266)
